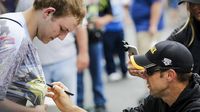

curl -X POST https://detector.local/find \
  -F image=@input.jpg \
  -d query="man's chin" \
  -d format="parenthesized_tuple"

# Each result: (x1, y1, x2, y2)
(150, 92, 160, 98)
(149, 90, 155, 96)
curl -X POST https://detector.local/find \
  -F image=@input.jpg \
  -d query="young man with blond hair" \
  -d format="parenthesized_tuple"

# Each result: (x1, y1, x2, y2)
(0, 0, 85, 111)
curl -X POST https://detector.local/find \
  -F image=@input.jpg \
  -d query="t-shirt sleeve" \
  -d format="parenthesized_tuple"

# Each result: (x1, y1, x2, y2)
(0, 20, 23, 100)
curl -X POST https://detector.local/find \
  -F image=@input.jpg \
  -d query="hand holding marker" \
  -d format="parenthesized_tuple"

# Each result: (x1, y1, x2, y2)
(47, 83, 74, 96)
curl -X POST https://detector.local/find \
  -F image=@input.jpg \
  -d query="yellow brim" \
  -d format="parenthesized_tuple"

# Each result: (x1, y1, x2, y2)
(130, 55, 145, 70)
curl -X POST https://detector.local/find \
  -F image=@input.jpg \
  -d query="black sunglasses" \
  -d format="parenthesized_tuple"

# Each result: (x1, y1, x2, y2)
(146, 66, 169, 76)
(146, 66, 184, 76)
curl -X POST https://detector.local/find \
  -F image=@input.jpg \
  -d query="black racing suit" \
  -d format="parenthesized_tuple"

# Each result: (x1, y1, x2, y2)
(167, 17, 200, 75)
(123, 74, 200, 112)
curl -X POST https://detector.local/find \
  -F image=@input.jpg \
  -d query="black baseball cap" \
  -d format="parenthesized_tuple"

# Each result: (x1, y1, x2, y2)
(179, 0, 200, 4)
(131, 41, 194, 73)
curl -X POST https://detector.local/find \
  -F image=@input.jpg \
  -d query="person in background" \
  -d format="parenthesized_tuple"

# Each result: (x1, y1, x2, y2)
(167, 0, 200, 75)
(167, 0, 180, 26)
(126, 0, 164, 54)
(0, 0, 85, 111)
(15, 0, 35, 12)
(77, 0, 113, 111)
(102, 0, 127, 81)
(0, 0, 7, 14)
(2, 0, 18, 12)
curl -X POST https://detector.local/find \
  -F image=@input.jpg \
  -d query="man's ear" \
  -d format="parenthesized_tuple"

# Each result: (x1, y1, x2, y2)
(167, 69, 176, 82)
(42, 7, 56, 18)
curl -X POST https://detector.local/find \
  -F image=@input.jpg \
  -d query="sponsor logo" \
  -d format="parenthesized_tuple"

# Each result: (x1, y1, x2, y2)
(162, 58, 172, 66)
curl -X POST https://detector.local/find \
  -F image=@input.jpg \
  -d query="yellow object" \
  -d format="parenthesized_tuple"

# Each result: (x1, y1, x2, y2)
(130, 55, 145, 70)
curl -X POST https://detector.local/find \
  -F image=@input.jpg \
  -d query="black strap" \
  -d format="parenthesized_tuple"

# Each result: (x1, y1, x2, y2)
(0, 17, 22, 27)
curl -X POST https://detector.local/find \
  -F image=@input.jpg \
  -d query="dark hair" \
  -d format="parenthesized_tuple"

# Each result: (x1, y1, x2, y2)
(175, 72, 192, 82)
(160, 69, 192, 82)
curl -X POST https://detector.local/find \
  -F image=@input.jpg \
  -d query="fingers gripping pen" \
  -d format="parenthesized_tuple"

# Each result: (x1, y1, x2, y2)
(47, 83, 74, 96)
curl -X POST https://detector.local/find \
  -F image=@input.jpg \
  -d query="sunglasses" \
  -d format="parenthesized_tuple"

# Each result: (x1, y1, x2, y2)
(146, 66, 169, 76)
(146, 66, 185, 76)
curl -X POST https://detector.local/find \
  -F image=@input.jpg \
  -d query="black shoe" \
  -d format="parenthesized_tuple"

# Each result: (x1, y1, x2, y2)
(95, 105, 108, 112)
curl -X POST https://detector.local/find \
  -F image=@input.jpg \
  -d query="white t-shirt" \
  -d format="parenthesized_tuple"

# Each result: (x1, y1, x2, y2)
(0, 13, 46, 105)
(33, 17, 88, 65)
(33, 33, 77, 65)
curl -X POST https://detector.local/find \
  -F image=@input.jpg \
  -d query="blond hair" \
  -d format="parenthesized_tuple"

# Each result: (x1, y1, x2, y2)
(33, 0, 85, 24)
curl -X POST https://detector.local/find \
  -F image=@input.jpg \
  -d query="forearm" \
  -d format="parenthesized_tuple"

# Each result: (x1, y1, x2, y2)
(150, 1, 163, 28)
(76, 25, 88, 54)
(75, 25, 89, 71)
(0, 99, 37, 112)
(99, 14, 113, 26)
